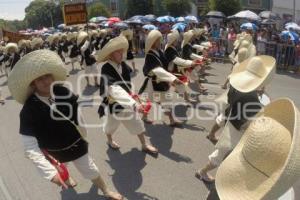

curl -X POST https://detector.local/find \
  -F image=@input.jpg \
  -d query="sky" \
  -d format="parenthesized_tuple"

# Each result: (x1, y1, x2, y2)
(0, 0, 32, 20)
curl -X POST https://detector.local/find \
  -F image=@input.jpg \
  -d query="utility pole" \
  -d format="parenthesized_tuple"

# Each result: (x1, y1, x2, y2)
(294, 0, 296, 22)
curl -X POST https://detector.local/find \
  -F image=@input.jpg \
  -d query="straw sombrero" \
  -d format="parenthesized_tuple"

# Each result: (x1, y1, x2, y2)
(145, 30, 162, 54)
(8, 50, 67, 104)
(5, 43, 18, 53)
(48, 34, 59, 45)
(193, 28, 205, 37)
(233, 47, 249, 64)
(30, 38, 44, 49)
(89, 30, 98, 38)
(77, 31, 88, 45)
(229, 55, 275, 93)
(216, 98, 300, 200)
(18, 39, 27, 48)
(234, 33, 253, 50)
(67, 32, 76, 41)
(181, 30, 194, 48)
(96, 36, 128, 63)
(121, 29, 133, 40)
(165, 30, 180, 49)
(99, 29, 108, 37)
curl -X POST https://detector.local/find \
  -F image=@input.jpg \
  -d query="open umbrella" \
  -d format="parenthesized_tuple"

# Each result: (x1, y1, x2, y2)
(96, 16, 108, 22)
(176, 17, 186, 23)
(285, 22, 300, 31)
(157, 16, 171, 23)
(129, 15, 145, 21)
(185, 15, 199, 23)
(259, 11, 280, 20)
(142, 24, 158, 30)
(230, 10, 261, 21)
(144, 14, 156, 22)
(206, 11, 225, 18)
(113, 22, 129, 29)
(57, 24, 66, 29)
(240, 22, 258, 31)
(281, 30, 299, 43)
(89, 17, 97, 23)
(108, 17, 121, 23)
(172, 22, 187, 32)
(126, 19, 145, 25)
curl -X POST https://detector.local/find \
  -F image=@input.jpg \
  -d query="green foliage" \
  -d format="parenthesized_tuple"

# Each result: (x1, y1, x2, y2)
(24, 0, 63, 29)
(126, 0, 154, 18)
(88, 2, 111, 19)
(162, 0, 192, 17)
(0, 19, 26, 32)
(208, 0, 241, 16)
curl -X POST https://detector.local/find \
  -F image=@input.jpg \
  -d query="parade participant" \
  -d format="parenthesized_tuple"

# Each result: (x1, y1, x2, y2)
(77, 31, 99, 87)
(18, 39, 28, 57)
(0, 46, 5, 75)
(48, 34, 60, 54)
(67, 32, 82, 71)
(30, 37, 44, 51)
(96, 36, 158, 154)
(7, 50, 123, 200)
(101, 28, 113, 49)
(59, 33, 69, 63)
(181, 30, 207, 93)
(196, 55, 276, 182)
(215, 98, 300, 200)
(89, 30, 100, 53)
(139, 30, 183, 125)
(164, 30, 197, 102)
(121, 29, 137, 73)
(3, 43, 20, 75)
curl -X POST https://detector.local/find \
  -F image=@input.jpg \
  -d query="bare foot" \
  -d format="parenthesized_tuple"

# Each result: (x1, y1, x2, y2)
(104, 191, 123, 200)
(107, 141, 120, 150)
(195, 170, 215, 183)
(65, 177, 77, 188)
(142, 144, 158, 155)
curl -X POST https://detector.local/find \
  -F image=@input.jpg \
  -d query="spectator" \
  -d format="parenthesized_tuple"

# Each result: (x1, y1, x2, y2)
(257, 29, 268, 55)
(227, 28, 237, 54)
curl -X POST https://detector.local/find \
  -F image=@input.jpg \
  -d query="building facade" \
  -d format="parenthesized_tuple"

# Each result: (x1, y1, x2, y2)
(272, 0, 300, 22)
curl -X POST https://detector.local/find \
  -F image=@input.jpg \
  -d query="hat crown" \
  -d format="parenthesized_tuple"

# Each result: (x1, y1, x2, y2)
(240, 40, 250, 49)
(242, 117, 291, 177)
(238, 48, 248, 63)
(246, 57, 267, 78)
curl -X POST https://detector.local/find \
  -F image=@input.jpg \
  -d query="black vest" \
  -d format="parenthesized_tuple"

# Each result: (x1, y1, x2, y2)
(143, 50, 170, 92)
(98, 62, 132, 117)
(19, 85, 88, 162)
(164, 46, 180, 73)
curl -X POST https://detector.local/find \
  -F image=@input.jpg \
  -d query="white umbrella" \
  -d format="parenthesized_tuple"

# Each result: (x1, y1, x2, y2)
(230, 10, 261, 21)
(285, 22, 300, 31)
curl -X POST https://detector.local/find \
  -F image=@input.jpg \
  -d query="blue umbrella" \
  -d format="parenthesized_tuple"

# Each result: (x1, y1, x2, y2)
(156, 16, 170, 23)
(144, 14, 156, 22)
(113, 22, 129, 29)
(126, 19, 145, 24)
(142, 24, 158, 30)
(185, 15, 199, 23)
(281, 30, 299, 43)
(129, 15, 145, 21)
(176, 17, 186, 23)
(172, 22, 187, 32)
(240, 22, 258, 31)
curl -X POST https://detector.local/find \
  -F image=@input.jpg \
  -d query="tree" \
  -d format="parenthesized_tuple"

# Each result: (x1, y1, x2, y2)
(162, 0, 192, 17)
(0, 19, 26, 32)
(88, 2, 111, 19)
(208, 0, 241, 16)
(24, 0, 63, 29)
(126, 0, 154, 18)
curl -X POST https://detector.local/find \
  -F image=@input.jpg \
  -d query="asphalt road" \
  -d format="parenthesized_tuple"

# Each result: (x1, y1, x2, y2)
(0, 58, 299, 200)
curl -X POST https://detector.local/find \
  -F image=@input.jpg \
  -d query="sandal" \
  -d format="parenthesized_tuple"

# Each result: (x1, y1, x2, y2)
(142, 118, 154, 124)
(107, 141, 120, 150)
(195, 170, 215, 183)
(104, 191, 124, 200)
(142, 144, 158, 155)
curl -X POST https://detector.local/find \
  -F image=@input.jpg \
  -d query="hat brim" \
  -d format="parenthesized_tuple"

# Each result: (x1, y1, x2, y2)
(216, 98, 300, 200)
(96, 36, 128, 62)
(8, 50, 67, 104)
(229, 56, 275, 93)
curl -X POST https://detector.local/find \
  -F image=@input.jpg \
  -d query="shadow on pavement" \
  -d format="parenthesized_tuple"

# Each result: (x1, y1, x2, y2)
(106, 148, 159, 200)
(60, 184, 107, 200)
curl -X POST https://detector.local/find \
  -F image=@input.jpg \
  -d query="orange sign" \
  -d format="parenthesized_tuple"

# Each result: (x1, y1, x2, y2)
(2, 29, 31, 43)
(63, 3, 87, 26)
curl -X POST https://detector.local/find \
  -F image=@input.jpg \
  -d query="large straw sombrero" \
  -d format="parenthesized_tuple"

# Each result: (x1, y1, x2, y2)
(18, 39, 27, 48)
(48, 34, 59, 45)
(121, 29, 133, 40)
(89, 30, 98, 38)
(193, 28, 205, 37)
(77, 31, 88, 45)
(30, 38, 44, 49)
(216, 98, 300, 200)
(229, 55, 276, 93)
(145, 30, 162, 54)
(181, 30, 194, 48)
(233, 47, 249, 64)
(67, 32, 76, 41)
(96, 36, 128, 63)
(8, 50, 67, 104)
(165, 30, 180, 49)
(5, 43, 18, 53)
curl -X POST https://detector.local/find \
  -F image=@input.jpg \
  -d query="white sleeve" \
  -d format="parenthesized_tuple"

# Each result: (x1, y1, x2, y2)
(190, 53, 204, 60)
(108, 85, 136, 109)
(21, 135, 57, 181)
(192, 44, 207, 53)
(173, 57, 193, 69)
(80, 40, 90, 53)
(152, 67, 177, 82)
